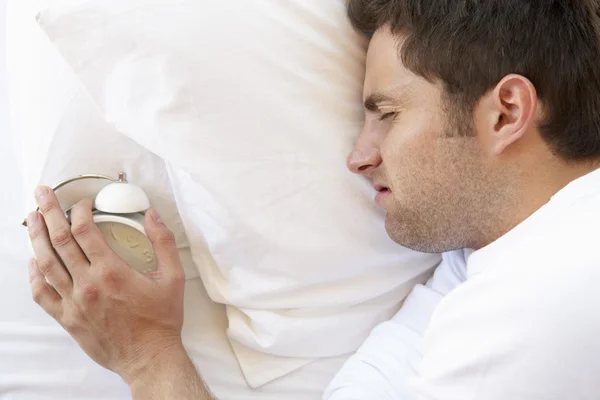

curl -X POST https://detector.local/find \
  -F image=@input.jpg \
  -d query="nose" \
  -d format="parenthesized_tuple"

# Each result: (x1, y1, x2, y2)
(347, 127, 383, 175)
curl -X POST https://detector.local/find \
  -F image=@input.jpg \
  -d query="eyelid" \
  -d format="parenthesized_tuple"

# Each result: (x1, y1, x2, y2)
(379, 111, 396, 121)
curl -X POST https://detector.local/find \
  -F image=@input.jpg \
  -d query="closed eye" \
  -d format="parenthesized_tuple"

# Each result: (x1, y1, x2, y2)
(379, 112, 396, 121)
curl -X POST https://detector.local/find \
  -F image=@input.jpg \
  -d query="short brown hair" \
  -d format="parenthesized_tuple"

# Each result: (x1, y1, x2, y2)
(348, 0, 600, 161)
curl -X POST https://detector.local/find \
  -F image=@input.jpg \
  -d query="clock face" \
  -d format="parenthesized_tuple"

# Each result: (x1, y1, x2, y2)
(96, 221, 157, 274)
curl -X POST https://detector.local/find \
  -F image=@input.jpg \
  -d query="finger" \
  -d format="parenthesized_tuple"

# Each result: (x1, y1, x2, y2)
(35, 186, 89, 276)
(70, 199, 119, 264)
(145, 209, 184, 281)
(27, 211, 73, 297)
(29, 258, 62, 318)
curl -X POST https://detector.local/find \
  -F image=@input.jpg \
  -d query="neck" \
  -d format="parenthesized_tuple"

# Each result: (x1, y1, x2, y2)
(474, 157, 600, 249)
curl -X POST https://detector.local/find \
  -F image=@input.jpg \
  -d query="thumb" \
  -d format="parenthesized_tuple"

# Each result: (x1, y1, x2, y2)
(144, 209, 183, 277)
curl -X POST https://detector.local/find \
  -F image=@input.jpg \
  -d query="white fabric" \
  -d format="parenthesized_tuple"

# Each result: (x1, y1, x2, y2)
(32, 0, 442, 387)
(324, 250, 469, 400)
(0, 0, 7, 142)
(0, 213, 348, 399)
(2, 5, 348, 398)
(3, 2, 350, 398)
(0, 170, 348, 400)
(325, 168, 600, 400)
(6, 1, 195, 281)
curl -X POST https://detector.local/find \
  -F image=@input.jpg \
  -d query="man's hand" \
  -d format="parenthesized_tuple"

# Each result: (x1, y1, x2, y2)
(26, 186, 198, 391)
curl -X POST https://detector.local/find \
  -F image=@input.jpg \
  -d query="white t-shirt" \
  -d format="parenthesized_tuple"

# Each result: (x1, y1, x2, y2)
(325, 167, 600, 400)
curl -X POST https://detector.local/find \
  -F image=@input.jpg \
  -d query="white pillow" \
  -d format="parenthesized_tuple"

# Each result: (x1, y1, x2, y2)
(7, 1, 197, 279)
(37, 0, 442, 387)
(5, 5, 347, 398)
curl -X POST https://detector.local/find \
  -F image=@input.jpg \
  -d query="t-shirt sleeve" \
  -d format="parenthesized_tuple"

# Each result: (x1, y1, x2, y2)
(323, 250, 469, 400)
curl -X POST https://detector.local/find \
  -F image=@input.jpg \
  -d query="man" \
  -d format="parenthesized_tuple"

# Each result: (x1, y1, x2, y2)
(26, 0, 600, 399)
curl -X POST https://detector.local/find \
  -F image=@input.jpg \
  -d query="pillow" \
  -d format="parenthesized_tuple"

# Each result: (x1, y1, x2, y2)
(5, 4, 347, 398)
(7, 1, 197, 279)
(37, 0, 442, 387)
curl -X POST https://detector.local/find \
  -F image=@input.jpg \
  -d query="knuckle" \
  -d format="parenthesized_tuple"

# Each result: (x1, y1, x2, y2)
(72, 199, 92, 216)
(28, 269, 36, 284)
(169, 267, 186, 286)
(83, 247, 102, 261)
(100, 266, 117, 281)
(71, 220, 92, 237)
(61, 311, 82, 332)
(31, 285, 45, 305)
(78, 282, 99, 304)
(28, 223, 45, 240)
(156, 230, 176, 246)
(38, 201, 57, 215)
(50, 226, 73, 248)
(99, 266, 123, 289)
(61, 319, 75, 332)
(54, 275, 72, 291)
(37, 259, 55, 276)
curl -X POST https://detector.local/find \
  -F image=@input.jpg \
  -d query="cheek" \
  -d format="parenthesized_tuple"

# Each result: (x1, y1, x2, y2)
(380, 121, 438, 184)
(380, 122, 458, 210)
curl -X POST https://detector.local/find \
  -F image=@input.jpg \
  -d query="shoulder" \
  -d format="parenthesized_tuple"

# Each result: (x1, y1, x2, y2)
(414, 188, 600, 398)
(415, 252, 600, 399)
(430, 246, 600, 340)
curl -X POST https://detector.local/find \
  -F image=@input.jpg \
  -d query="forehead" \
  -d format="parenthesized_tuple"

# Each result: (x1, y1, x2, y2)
(364, 27, 419, 100)
(364, 27, 443, 109)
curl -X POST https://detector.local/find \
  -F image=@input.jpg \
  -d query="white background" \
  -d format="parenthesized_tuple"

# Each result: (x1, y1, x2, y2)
(1, 0, 7, 139)
(0, 0, 22, 224)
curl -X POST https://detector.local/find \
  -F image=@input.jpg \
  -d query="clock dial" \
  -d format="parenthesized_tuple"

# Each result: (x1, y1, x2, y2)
(96, 222, 157, 273)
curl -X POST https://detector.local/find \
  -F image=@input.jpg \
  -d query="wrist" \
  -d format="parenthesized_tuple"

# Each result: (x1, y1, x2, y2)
(120, 336, 187, 386)
(127, 342, 211, 400)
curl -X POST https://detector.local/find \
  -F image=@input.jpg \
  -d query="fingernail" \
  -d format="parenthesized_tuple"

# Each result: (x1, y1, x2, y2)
(35, 186, 49, 200)
(150, 209, 163, 224)
(27, 212, 38, 227)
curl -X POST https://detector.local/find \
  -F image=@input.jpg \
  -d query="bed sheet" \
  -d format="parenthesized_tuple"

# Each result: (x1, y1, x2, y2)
(0, 0, 7, 146)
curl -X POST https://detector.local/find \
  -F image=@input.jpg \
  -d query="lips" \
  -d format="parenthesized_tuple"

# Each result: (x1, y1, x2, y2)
(374, 183, 391, 206)
(374, 183, 386, 192)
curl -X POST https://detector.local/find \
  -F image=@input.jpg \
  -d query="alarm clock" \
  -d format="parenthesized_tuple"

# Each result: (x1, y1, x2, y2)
(22, 172, 157, 274)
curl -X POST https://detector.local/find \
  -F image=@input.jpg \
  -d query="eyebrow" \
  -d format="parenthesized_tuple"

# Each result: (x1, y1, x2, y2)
(363, 92, 402, 113)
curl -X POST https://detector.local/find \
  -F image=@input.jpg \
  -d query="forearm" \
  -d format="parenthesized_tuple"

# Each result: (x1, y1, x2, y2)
(128, 344, 214, 400)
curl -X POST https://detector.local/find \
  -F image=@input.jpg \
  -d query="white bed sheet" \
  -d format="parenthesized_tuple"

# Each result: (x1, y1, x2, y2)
(0, 0, 7, 144)
(0, 1, 348, 398)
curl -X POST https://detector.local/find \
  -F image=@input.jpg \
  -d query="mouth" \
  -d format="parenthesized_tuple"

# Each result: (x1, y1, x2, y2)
(374, 183, 391, 206)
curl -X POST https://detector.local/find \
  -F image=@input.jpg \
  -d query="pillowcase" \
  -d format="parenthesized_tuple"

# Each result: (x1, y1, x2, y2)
(6, 4, 346, 397)
(37, 0, 442, 387)
(7, 0, 196, 277)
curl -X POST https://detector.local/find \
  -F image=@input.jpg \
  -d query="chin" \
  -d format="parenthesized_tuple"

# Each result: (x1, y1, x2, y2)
(384, 213, 444, 254)
(386, 222, 466, 254)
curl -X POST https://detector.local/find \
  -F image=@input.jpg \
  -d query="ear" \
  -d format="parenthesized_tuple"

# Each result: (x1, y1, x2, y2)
(485, 74, 538, 155)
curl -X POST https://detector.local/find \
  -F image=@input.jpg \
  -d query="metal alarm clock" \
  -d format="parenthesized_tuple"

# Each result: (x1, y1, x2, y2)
(22, 172, 157, 274)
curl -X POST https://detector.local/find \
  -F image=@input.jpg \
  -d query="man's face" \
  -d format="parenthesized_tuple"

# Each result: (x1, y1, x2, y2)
(348, 27, 491, 253)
